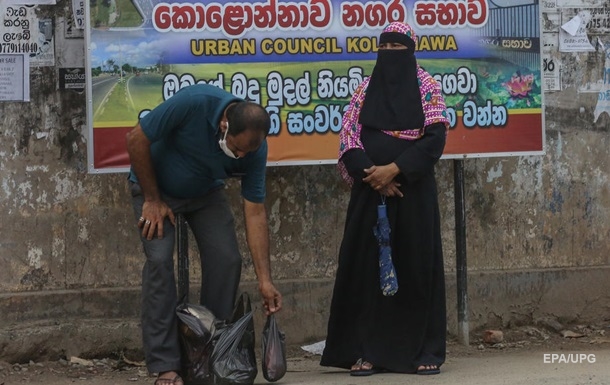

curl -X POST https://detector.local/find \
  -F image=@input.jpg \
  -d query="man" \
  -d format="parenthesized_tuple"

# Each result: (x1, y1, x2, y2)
(126, 83, 283, 385)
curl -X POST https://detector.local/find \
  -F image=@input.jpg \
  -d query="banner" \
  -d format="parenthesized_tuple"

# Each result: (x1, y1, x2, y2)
(85, 0, 543, 172)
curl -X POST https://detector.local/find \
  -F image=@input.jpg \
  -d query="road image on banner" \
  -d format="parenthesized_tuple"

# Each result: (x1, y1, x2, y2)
(85, 0, 543, 172)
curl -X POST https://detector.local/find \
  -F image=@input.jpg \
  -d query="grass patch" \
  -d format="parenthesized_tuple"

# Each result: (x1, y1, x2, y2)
(113, 0, 143, 27)
(130, 74, 165, 112)
(90, 2, 110, 29)
(96, 79, 136, 121)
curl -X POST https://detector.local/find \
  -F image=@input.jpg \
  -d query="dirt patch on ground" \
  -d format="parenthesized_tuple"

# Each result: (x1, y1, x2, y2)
(1, 322, 608, 384)
(447, 322, 610, 357)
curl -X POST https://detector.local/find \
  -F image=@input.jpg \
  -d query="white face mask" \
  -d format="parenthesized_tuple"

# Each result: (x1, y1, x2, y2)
(218, 123, 239, 159)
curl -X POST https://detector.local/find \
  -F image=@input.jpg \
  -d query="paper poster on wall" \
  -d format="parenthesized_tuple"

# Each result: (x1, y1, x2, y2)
(85, 0, 544, 172)
(0, 6, 56, 66)
(64, 0, 85, 38)
(64, 14, 84, 38)
(557, 0, 605, 7)
(542, 32, 560, 92)
(542, 10, 560, 33)
(559, 9, 595, 52)
(593, 40, 610, 123)
(0, 54, 30, 101)
(583, 7, 610, 34)
(70, 0, 85, 31)
(542, 52, 560, 92)
(59, 67, 85, 90)
(541, 0, 558, 12)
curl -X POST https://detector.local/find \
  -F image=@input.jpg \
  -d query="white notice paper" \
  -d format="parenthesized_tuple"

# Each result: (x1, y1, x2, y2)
(559, 11, 595, 52)
(0, 54, 30, 102)
(561, 15, 581, 36)
(71, 0, 85, 30)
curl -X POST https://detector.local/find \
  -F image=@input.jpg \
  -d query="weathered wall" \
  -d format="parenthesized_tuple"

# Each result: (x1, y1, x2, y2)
(1, 1, 609, 363)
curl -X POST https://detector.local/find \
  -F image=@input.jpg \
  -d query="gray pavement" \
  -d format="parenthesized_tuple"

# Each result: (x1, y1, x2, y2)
(1, 343, 608, 384)
(284, 347, 610, 385)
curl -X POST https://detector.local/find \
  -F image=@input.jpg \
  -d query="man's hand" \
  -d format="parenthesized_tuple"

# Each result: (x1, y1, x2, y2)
(243, 199, 282, 315)
(127, 123, 174, 240)
(259, 280, 282, 315)
(363, 163, 400, 190)
(138, 200, 176, 240)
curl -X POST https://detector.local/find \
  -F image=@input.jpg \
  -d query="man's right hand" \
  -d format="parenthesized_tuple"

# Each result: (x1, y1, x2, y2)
(127, 123, 175, 240)
(138, 200, 176, 240)
(259, 281, 282, 315)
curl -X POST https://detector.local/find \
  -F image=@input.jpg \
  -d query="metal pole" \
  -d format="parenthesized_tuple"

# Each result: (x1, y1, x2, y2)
(453, 159, 469, 345)
(176, 213, 189, 303)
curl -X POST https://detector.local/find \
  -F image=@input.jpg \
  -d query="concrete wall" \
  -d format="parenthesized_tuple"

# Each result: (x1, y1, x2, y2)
(1, 1, 609, 363)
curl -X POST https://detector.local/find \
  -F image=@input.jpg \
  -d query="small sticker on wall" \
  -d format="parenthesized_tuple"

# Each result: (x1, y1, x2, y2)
(59, 67, 86, 91)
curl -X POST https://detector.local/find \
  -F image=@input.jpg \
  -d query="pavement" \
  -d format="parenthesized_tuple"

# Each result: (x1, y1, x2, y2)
(284, 347, 610, 385)
(1, 338, 609, 384)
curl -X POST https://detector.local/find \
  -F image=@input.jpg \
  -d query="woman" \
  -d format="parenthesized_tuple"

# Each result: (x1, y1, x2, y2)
(320, 22, 449, 376)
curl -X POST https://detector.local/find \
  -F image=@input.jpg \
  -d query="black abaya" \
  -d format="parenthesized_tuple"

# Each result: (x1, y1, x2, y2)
(320, 122, 447, 373)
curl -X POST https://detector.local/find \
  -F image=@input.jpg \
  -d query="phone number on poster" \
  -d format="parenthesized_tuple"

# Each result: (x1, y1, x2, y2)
(0, 42, 38, 54)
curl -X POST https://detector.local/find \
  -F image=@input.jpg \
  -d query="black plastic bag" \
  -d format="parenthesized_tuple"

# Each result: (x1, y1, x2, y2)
(209, 314, 257, 384)
(177, 293, 257, 385)
(209, 293, 257, 385)
(261, 314, 286, 382)
(176, 302, 218, 385)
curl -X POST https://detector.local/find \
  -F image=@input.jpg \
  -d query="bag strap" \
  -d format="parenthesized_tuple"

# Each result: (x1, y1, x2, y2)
(231, 292, 252, 322)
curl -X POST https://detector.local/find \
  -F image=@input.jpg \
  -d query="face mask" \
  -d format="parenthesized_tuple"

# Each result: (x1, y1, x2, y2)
(218, 123, 239, 159)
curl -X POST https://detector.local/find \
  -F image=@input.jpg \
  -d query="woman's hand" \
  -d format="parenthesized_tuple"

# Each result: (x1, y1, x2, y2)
(379, 180, 404, 198)
(363, 163, 400, 190)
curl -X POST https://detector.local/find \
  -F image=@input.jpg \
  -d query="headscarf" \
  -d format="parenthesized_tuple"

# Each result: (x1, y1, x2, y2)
(359, 22, 424, 131)
(337, 22, 449, 185)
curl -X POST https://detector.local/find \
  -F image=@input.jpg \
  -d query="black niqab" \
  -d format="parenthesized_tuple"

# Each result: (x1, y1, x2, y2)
(358, 32, 425, 131)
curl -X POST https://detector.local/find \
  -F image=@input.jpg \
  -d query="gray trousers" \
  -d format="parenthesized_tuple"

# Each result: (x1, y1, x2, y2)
(130, 182, 242, 374)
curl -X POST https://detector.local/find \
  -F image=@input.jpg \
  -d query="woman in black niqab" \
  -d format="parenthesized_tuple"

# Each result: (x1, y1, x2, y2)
(321, 21, 450, 376)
